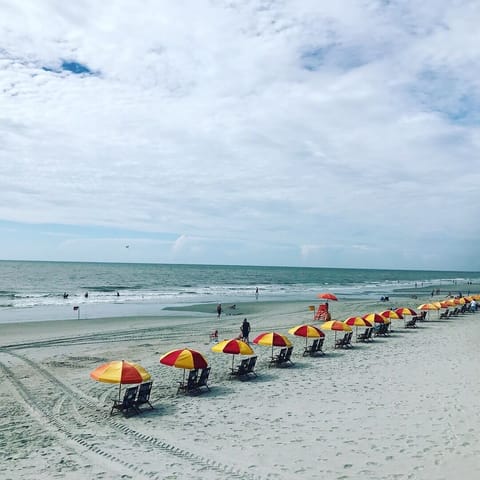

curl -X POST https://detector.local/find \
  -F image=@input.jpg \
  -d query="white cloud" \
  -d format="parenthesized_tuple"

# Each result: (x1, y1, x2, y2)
(0, 0, 479, 270)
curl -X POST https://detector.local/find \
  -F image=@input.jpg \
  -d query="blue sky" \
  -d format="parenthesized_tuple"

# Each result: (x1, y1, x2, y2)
(0, 1, 479, 270)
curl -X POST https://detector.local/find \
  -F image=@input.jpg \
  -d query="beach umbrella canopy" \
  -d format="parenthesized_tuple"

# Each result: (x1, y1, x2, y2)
(363, 313, 390, 324)
(395, 307, 417, 317)
(380, 310, 403, 320)
(317, 293, 338, 301)
(253, 332, 292, 357)
(211, 339, 254, 370)
(321, 320, 352, 331)
(320, 320, 352, 344)
(344, 316, 372, 327)
(90, 360, 151, 400)
(417, 303, 440, 310)
(160, 348, 208, 385)
(288, 324, 325, 348)
(160, 348, 208, 370)
(439, 300, 451, 308)
(344, 316, 372, 341)
(417, 303, 440, 320)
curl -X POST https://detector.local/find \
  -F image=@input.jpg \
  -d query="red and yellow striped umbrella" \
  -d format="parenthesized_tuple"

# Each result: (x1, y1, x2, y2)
(288, 324, 325, 348)
(321, 320, 352, 331)
(253, 332, 292, 356)
(344, 316, 372, 327)
(417, 303, 439, 320)
(321, 320, 352, 344)
(90, 360, 151, 384)
(363, 313, 390, 324)
(395, 307, 417, 317)
(380, 310, 403, 320)
(344, 316, 371, 341)
(253, 332, 292, 347)
(160, 348, 208, 370)
(212, 339, 254, 370)
(160, 348, 208, 385)
(288, 324, 325, 338)
(418, 303, 439, 310)
(90, 360, 151, 400)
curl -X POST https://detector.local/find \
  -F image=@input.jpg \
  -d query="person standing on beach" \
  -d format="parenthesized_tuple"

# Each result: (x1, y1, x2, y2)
(217, 303, 222, 318)
(255, 287, 259, 300)
(241, 318, 251, 343)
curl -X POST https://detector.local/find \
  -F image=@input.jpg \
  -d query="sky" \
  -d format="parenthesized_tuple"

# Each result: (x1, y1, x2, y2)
(1, 0, 479, 271)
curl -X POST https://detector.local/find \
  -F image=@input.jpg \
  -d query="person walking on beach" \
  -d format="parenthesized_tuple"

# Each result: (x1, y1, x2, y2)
(241, 318, 251, 343)
(216, 303, 222, 318)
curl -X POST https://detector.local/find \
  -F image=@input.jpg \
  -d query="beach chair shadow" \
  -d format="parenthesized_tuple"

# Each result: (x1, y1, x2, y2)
(111, 385, 139, 416)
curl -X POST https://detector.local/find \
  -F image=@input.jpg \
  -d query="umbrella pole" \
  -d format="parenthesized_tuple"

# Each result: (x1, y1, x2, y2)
(231, 355, 235, 371)
(118, 359, 124, 401)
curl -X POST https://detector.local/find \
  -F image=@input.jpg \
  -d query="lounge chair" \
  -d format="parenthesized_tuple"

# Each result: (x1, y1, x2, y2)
(335, 333, 349, 349)
(303, 339, 319, 356)
(178, 369, 198, 394)
(111, 385, 139, 416)
(245, 356, 257, 377)
(195, 367, 211, 392)
(357, 328, 371, 342)
(282, 346, 294, 366)
(315, 337, 325, 355)
(439, 309, 449, 319)
(405, 318, 417, 328)
(269, 348, 287, 367)
(344, 331, 353, 347)
(231, 358, 249, 377)
(134, 381, 154, 411)
(374, 324, 389, 337)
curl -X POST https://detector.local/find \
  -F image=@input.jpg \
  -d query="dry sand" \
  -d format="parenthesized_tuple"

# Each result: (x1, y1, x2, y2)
(1, 296, 480, 480)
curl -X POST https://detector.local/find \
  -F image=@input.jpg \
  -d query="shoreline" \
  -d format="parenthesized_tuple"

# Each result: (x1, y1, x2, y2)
(1, 280, 473, 326)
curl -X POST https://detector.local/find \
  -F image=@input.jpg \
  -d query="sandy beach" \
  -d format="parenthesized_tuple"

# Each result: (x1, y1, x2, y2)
(1, 294, 480, 480)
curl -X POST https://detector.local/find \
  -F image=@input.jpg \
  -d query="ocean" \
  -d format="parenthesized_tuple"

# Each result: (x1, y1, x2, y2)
(0, 260, 478, 323)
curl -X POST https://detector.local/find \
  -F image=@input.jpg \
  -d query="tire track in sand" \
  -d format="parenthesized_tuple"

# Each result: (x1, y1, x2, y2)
(0, 349, 264, 480)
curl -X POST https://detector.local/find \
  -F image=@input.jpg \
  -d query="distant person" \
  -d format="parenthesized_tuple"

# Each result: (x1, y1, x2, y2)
(209, 329, 219, 342)
(255, 287, 259, 300)
(63, 292, 68, 299)
(116, 291, 120, 297)
(84, 291, 89, 298)
(216, 303, 222, 318)
(241, 318, 251, 343)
